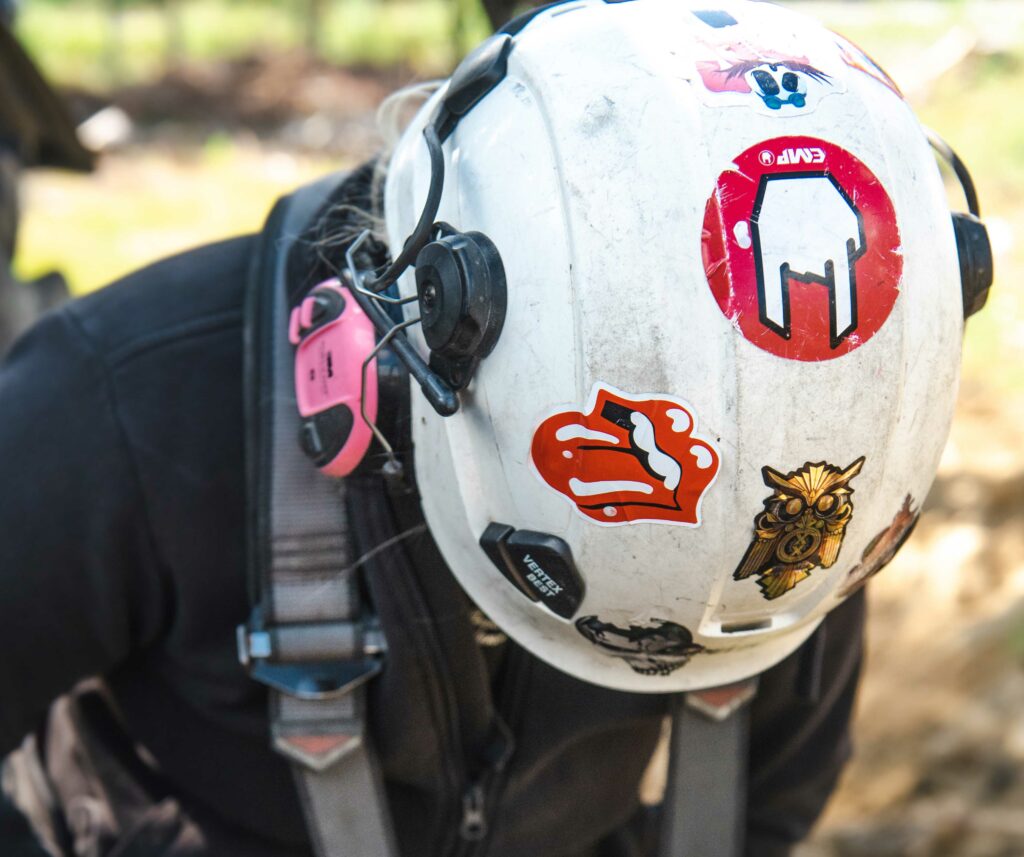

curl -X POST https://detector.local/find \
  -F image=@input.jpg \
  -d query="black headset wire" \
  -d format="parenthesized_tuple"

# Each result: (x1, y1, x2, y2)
(926, 128, 980, 218)
(360, 122, 446, 293)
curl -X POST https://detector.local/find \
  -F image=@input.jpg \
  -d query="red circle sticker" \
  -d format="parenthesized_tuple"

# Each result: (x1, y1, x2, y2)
(702, 136, 902, 361)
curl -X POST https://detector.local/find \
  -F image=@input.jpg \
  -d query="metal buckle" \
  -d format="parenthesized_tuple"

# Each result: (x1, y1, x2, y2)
(237, 609, 386, 701)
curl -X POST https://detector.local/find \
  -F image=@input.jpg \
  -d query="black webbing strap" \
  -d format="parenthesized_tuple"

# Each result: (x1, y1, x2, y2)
(241, 173, 398, 857)
(659, 681, 757, 857)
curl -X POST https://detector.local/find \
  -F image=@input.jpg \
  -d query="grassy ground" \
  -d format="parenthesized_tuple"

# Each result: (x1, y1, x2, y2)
(792, 7, 1024, 852)
(802, 1, 1024, 395)
(16, 139, 350, 291)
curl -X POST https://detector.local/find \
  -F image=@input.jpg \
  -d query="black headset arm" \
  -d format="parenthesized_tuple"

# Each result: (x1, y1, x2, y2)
(347, 275, 459, 416)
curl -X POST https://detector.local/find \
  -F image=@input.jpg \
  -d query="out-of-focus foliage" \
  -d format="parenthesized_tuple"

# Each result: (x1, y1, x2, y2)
(16, 0, 491, 86)
(15, 139, 347, 291)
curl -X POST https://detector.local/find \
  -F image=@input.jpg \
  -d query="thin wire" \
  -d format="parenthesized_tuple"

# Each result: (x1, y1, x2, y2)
(345, 230, 420, 305)
(360, 315, 423, 466)
(360, 123, 446, 293)
(340, 523, 429, 576)
(357, 287, 419, 306)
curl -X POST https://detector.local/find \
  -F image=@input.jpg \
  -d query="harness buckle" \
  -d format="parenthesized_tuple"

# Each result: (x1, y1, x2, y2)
(237, 608, 385, 701)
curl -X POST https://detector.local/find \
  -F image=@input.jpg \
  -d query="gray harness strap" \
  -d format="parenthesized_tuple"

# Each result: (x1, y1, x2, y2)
(659, 681, 757, 857)
(240, 174, 398, 857)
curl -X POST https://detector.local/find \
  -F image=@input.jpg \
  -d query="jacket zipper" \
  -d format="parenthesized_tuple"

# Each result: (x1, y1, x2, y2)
(459, 782, 488, 842)
(451, 645, 528, 857)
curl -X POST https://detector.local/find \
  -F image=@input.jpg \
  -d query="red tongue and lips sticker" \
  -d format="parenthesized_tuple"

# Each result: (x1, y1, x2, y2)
(531, 384, 720, 526)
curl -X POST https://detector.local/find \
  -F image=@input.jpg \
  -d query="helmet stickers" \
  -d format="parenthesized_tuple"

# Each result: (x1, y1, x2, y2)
(838, 494, 919, 597)
(734, 458, 865, 600)
(388, 0, 968, 691)
(694, 46, 836, 112)
(531, 384, 720, 527)
(685, 6, 846, 114)
(834, 34, 903, 99)
(575, 616, 704, 676)
(703, 136, 902, 361)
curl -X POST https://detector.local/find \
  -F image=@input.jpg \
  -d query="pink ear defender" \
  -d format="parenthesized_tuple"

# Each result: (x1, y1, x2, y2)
(291, 278, 379, 477)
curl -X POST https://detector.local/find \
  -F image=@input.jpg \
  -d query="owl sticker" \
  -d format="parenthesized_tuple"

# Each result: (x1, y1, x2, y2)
(734, 457, 865, 599)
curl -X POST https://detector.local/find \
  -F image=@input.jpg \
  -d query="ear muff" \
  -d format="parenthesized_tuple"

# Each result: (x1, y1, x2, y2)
(952, 212, 993, 318)
(927, 130, 994, 320)
(415, 227, 508, 390)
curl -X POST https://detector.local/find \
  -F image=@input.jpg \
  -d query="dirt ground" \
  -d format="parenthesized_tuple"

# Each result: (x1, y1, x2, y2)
(798, 387, 1024, 857)
(21, 49, 1024, 856)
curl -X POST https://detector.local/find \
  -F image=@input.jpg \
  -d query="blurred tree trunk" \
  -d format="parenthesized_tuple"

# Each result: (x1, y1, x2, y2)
(0, 151, 18, 266)
(105, 0, 125, 85)
(480, 0, 529, 31)
(163, 0, 184, 70)
(306, 0, 324, 57)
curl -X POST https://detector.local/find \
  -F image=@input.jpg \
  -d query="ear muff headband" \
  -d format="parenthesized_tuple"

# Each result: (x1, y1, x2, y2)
(927, 129, 994, 318)
(360, 123, 446, 294)
(926, 128, 981, 217)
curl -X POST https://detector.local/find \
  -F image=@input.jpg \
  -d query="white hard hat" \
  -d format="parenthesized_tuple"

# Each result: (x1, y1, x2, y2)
(380, 0, 968, 691)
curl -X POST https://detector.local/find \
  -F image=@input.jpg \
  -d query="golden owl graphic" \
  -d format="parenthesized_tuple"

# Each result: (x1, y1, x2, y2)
(734, 457, 865, 599)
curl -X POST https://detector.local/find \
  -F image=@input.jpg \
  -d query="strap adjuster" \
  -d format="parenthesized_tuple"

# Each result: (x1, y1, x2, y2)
(237, 608, 385, 701)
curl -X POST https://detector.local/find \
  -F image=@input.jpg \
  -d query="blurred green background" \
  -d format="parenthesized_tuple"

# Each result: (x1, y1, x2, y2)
(16, 0, 489, 85)
(7, 2, 1024, 854)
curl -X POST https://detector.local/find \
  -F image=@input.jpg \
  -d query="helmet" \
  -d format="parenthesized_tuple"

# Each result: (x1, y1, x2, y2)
(379, 0, 975, 691)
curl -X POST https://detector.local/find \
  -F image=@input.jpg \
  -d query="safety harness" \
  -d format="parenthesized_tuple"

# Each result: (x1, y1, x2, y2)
(240, 174, 398, 857)
(239, 173, 756, 857)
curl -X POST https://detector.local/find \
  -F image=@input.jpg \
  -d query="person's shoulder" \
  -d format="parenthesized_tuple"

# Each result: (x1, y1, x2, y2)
(66, 234, 257, 365)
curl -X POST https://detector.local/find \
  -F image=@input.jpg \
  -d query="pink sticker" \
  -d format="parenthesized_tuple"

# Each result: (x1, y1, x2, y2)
(689, 28, 841, 114)
(834, 35, 903, 99)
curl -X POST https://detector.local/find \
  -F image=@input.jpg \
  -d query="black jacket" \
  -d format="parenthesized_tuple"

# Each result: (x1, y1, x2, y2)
(0, 182, 865, 857)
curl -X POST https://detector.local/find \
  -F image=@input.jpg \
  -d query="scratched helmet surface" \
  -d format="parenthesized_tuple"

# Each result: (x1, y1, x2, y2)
(384, 0, 962, 691)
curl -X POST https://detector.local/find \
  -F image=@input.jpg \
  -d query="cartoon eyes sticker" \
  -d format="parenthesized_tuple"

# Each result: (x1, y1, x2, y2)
(752, 69, 780, 94)
(748, 67, 808, 109)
